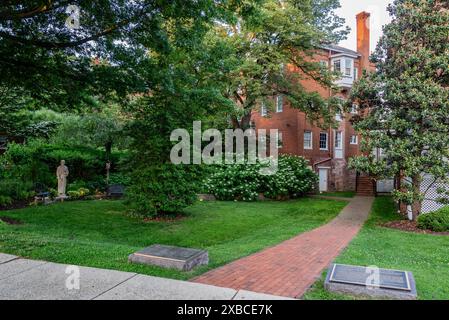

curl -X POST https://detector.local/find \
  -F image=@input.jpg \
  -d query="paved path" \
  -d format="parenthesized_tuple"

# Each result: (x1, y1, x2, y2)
(0, 253, 293, 300)
(193, 196, 374, 298)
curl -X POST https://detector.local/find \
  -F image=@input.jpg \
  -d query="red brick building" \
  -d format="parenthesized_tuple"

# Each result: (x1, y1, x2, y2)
(251, 12, 374, 194)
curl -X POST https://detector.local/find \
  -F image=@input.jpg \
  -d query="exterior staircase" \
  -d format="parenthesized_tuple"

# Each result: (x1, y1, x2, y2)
(356, 175, 375, 196)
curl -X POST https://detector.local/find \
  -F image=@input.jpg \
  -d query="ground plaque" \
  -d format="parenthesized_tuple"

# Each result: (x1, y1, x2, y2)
(324, 264, 417, 300)
(128, 244, 208, 271)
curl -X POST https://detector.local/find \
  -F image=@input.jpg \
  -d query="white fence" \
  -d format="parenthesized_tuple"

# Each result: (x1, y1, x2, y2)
(420, 174, 449, 214)
(376, 175, 449, 213)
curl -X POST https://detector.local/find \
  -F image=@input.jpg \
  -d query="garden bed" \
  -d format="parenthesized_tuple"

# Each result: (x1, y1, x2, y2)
(382, 220, 449, 236)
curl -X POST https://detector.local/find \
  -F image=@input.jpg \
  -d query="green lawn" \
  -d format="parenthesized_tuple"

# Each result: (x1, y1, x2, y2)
(320, 191, 356, 198)
(303, 196, 449, 300)
(0, 198, 346, 280)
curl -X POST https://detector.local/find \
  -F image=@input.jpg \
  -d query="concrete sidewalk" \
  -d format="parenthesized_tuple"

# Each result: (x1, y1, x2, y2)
(0, 253, 293, 300)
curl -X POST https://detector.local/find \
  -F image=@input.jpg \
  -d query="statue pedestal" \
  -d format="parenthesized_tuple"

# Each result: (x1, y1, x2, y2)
(55, 195, 69, 202)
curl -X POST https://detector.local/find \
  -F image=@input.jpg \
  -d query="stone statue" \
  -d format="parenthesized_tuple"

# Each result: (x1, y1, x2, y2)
(56, 160, 69, 197)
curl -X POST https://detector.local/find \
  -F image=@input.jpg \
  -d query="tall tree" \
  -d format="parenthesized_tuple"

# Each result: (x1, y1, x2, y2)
(0, 0, 233, 110)
(205, 0, 349, 129)
(349, 0, 449, 220)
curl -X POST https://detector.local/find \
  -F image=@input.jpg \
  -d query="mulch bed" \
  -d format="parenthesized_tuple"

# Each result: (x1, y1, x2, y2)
(0, 216, 23, 225)
(382, 220, 449, 236)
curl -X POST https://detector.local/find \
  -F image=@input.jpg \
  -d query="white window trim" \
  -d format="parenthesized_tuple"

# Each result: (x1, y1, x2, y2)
(335, 112, 343, 122)
(332, 57, 354, 78)
(350, 135, 358, 145)
(276, 131, 283, 149)
(344, 58, 353, 77)
(335, 131, 343, 149)
(319, 132, 329, 150)
(276, 95, 283, 113)
(351, 104, 358, 114)
(261, 102, 268, 117)
(332, 59, 341, 73)
(304, 131, 313, 150)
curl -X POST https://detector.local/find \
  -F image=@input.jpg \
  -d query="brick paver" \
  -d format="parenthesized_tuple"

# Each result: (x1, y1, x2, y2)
(192, 196, 374, 298)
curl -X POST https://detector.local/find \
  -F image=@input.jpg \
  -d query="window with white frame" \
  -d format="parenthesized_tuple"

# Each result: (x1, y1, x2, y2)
(333, 59, 341, 73)
(261, 102, 267, 116)
(304, 131, 313, 150)
(354, 67, 358, 80)
(275, 131, 283, 149)
(345, 58, 353, 77)
(350, 135, 358, 145)
(319, 132, 328, 150)
(335, 131, 343, 149)
(276, 95, 283, 113)
(351, 104, 358, 114)
(335, 110, 343, 121)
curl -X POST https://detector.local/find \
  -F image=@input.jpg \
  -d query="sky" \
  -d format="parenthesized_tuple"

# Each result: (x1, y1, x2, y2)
(336, 0, 394, 52)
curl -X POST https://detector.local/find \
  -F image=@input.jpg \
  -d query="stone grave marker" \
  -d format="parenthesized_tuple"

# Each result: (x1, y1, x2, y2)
(129, 244, 208, 271)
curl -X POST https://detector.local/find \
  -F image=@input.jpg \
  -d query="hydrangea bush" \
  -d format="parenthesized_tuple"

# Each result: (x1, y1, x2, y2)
(204, 155, 317, 201)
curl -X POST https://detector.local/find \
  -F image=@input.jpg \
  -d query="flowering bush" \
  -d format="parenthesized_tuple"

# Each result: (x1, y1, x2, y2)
(204, 155, 317, 201)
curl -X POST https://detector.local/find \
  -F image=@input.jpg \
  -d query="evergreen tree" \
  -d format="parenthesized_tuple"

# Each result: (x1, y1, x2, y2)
(349, 0, 449, 220)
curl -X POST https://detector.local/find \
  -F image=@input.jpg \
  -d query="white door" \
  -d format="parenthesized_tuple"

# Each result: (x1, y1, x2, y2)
(319, 169, 328, 192)
(334, 131, 343, 159)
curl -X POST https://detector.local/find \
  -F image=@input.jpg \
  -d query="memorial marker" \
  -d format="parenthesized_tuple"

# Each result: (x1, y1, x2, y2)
(129, 244, 208, 271)
(325, 264, 417, 299)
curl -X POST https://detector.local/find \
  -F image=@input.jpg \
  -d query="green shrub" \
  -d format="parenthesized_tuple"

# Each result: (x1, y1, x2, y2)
(0, 195, 12, 206)
(1, 139, 126, 189)
(68, 180, 88, 191)
(126, 163, 205, 217)
(0, 179, 34, 202)
(67, 190, 80, 199)
(67, 188, 90, 200)
(204, 155, 317, 201)
(417, 207, 449, 232)
(108, 172, 131, 186)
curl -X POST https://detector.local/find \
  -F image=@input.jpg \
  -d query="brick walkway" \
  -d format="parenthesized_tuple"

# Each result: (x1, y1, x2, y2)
(192, 196, 374, 298)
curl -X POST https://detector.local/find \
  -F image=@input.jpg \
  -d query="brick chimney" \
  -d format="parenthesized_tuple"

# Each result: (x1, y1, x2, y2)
(356, 11, 371, 71)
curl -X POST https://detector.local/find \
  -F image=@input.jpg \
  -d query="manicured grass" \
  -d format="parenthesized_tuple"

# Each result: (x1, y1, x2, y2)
(0, 198, 346, 280)
(303, 196, 449, 300)
(320, 191, 356, 198)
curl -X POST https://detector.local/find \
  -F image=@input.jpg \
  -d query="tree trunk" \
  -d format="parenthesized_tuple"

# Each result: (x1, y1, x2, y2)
(398, 170, 407, 216)
(411, 174, 422, 221)
(105, 141, 112, 161)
